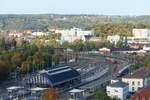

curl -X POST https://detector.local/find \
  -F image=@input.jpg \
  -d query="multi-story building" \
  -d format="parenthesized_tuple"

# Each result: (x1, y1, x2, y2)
(107, 29, 150, 48)
(55, 28, 94, 42)
(132, 29, 150, 38)
(8, 32, 23, 38)
(32, 32, 49, 36)
(122, 67, 150, 93)
(69, 89, 84, 100)
(107, 35, 121, 45)
(128, 29, 150, 48)
(106, 81, 129, 100)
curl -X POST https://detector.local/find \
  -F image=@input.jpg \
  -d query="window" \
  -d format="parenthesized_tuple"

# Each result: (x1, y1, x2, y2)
(132, 81, 135, 85)
(138, 81, 140, 85)
(70, 94, 74, 99)
(132, 87, 135, 91)
(138, 87, 141, 90)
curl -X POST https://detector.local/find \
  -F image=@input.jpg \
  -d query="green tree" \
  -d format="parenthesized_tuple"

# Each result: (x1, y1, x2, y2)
(0, 60, 11, 80)
(95, 91, 116, 100)
(116, 40, 124, 48)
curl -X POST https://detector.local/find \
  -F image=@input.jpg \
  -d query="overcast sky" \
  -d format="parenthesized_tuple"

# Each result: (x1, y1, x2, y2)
(0, 0, 150, 15)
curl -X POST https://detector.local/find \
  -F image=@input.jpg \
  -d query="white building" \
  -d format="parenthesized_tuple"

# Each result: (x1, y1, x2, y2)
(99, 47, 111, 54)
(106, 81, 129, 100)
(9, 32, 23, 38)
(127, 29, 150, 47)
(132, 29, 150, 38)
(61, 35, 85, 43)
(107, 35, 121, 44)
(55, 28, 94, 42)
(32, 32, 49, 36)
(122, 67, 150, 93)
(69, 89, 84, 100)
(143, 46, 150, 52)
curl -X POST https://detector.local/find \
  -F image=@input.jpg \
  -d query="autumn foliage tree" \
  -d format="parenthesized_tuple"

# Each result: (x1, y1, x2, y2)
(42, 88, 58, 100)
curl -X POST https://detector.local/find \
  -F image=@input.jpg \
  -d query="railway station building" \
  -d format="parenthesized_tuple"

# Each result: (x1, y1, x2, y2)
(26, 66, 81, 88)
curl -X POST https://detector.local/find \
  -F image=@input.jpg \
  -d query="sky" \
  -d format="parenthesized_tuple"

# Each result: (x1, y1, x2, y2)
(0, 0, 150, 15)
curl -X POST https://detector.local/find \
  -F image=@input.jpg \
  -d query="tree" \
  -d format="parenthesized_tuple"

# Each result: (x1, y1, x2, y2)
(0, 36, 5, 48)
(20, 61, 30, 74)
(71, 40, 84, 51)
(0, 60, 11, 80)
(11, 52, 24, 66)
(42, 88, 58, 100)
(143, 56, 150, 67)
(95, 91, 116, 100)
(116, 40, 124, 48)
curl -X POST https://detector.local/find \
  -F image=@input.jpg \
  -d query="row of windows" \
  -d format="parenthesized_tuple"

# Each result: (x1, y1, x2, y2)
(127, 81, 141, 85)
(132, 81, 141, 85)
(132, 87, 141, 91)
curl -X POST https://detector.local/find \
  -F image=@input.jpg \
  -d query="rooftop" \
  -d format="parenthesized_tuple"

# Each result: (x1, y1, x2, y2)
(30, 87, 47, 91)
(123, 67, 150, 79)
(7, 86, 24, 90)
(69, 89, 84, 93)
(109, 81, 128, 88)
(110, 81, 128, 88)
(41, 66, 80, 86)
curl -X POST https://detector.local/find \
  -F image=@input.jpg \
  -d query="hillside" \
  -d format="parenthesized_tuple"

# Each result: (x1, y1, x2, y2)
(0, 14, 150, 36)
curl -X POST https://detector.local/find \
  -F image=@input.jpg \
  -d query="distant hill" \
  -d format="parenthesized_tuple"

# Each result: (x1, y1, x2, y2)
(0, 14, 150, 33)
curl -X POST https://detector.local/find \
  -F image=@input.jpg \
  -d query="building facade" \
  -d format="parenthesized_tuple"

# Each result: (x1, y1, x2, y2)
(99, 47, 111, 54)
(127, 29, 150, 48)
(132, 29, 150, 38)
(55, 28, 94, 42)
(122, 67, 150, 93)
(107, 35, 121, 45)
(69, 89, 84, 100)
(106, 81, 129, 100)
(32, 32, 49, 36)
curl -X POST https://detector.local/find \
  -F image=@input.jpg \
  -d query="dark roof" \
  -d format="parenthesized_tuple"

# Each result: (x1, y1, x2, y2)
(123, 67, 150, 79)
(41, 66, 80, 86)
(109, 81, 128, 88)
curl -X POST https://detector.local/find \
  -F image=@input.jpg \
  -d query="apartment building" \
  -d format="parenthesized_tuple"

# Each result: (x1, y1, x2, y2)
(106, 81, 129, 100)
(122, 67, 150, 93)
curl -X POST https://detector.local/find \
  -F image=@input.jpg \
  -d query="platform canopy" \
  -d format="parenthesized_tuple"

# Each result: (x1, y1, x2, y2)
(41, 66, 80, 86)
(30, 87, 47, 91)
(69, 89, 84, 93)
(7, 86, 24, 90)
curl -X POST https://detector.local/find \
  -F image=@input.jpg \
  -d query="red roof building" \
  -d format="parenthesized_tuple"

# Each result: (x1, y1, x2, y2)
(131, 87, 150, 100)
